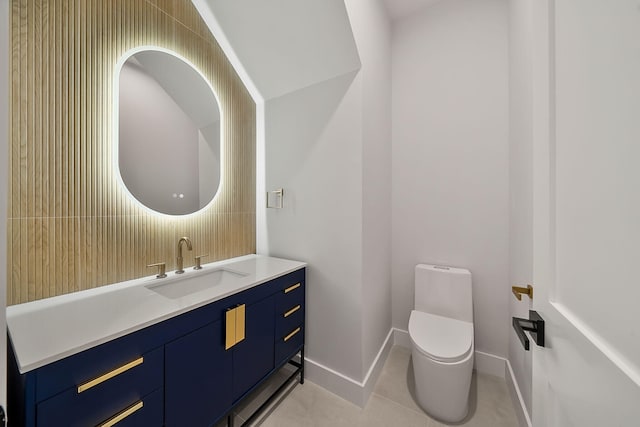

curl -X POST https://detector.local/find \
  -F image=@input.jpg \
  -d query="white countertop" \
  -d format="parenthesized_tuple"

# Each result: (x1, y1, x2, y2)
(7, 255, 306, 373)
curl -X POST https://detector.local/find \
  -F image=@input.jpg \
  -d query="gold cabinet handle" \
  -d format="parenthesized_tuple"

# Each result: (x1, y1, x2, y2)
(98, 401, 144, 427)
(236, 304, 246, 344)
(284, 305, 301, 318)
(225, 307, 237, 350)
(225, 304, 246, 350)
(284, 283, 301, 294)
(284, 327, 301, 342)
(77, 357, 144, 393)
(512, 285, 533, 301)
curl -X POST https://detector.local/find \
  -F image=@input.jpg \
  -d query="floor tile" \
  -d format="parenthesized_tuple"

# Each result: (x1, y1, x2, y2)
(373, 346, 425, 414)
(256, 346, 520, 427)
(453, 373, 519, 427)
(358, 394, 439, 427)
(260, 381, 362, 427)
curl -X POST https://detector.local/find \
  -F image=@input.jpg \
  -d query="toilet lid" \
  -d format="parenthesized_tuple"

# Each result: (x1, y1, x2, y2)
(408, 310, 473, 363)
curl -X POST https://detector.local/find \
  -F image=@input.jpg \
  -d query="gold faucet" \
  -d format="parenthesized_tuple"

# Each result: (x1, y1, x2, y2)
(176, 236, 193, 274)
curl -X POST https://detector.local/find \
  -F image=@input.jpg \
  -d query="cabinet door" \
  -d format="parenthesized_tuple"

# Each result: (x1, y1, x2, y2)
(232, 295, 275, 401)
(165, 320, 231, 427)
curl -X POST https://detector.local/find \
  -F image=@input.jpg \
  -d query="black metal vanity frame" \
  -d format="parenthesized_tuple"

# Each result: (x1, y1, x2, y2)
(225, 348, 305, 427)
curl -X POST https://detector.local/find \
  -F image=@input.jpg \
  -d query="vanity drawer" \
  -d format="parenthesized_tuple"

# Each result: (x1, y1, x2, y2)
(35, 328, 166, 402)
(37, 387, 163, 427)
(96, 387, 164, 427)
(275, 280, 305, 314)
(36, 347, 163, 427)
(276, 302, 304, 337)
(275, 324, 304, 364)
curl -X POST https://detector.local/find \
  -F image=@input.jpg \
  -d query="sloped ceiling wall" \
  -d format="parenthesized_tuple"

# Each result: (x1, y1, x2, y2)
(192, 0, 360, 100)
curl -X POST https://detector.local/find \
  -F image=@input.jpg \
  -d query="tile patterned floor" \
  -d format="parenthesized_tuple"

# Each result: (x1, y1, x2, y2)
(228, 346, 520, 427)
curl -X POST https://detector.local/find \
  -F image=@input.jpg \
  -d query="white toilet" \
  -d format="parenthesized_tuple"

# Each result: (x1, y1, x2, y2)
(409, 264, 474, 423)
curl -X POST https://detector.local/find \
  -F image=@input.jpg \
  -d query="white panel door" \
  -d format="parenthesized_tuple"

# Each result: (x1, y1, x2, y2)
(530, 0, 640, 425)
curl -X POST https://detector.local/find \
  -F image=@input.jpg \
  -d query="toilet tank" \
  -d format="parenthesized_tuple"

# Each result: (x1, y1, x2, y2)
(415, 264, 473, 323)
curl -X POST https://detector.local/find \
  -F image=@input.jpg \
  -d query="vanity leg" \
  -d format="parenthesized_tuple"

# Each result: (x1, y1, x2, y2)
(228, 413, 234, 427)
(300, 348, 305, 385)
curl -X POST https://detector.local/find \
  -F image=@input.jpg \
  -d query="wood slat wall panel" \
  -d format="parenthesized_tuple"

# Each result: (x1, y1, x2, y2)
(8, 0, 256, 305)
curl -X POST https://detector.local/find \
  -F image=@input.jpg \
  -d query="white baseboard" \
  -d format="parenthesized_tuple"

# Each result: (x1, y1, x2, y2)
(305, 328, 394, 407)
(505, 359, 533, 427)
(361, 329, 394, 405)
(304, 358, 365, 406)
(394, 328, 531, 426)
(393, 327, 412, 348)
(474, 350, 506, 378)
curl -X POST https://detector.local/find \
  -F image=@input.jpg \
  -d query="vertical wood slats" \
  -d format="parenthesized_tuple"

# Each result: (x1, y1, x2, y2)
(8, 0, 256, 305)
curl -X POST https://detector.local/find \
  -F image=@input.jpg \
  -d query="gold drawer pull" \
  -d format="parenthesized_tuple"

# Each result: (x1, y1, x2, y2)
(98, 401, 144, 427)
(77, 357, 144, 393)
(284, 305, 301, 318)
(284, 327, 301, 342)
(284, 283, 301, 294)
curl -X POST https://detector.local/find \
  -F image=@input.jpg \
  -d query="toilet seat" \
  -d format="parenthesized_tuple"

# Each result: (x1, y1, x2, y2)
(409, 310, 473, 363)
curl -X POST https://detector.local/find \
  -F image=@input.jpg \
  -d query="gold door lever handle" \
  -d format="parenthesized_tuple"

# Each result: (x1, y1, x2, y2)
(512, 285, 533, 301)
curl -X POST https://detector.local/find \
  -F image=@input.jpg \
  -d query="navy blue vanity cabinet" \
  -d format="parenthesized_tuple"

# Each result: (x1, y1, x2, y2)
(8, 266, 306, 427)
(165, 319, 232, 427)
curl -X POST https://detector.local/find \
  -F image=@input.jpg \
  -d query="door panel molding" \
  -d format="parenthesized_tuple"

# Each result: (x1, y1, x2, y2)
(551, 301, 640, 387)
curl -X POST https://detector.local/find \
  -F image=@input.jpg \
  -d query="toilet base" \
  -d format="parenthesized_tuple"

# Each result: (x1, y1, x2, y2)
(411, 344, 474, 423)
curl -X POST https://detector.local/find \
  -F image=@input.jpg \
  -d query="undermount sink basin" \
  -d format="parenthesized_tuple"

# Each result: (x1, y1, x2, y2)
(146, 268, 248, 299)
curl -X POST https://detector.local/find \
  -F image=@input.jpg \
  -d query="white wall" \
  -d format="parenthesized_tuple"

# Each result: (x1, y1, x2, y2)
(508, 0, 534, 419)
(391, 0, 510, 358)
(0, 0, 8, 412)
(260, 0, 392, 394)
(264, 71, 364, 380)
(344, 0, 392, 377)
(192, 0, 361, 259)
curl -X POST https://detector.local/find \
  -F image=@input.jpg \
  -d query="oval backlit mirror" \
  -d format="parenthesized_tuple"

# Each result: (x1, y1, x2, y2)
(116, 48, 222, 216)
